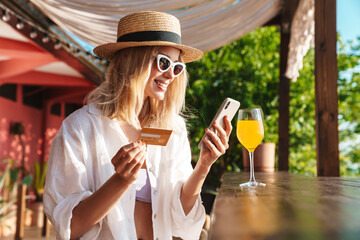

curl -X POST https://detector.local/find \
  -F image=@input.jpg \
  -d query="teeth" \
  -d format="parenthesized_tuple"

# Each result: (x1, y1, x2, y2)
(155, 80, 167, 88)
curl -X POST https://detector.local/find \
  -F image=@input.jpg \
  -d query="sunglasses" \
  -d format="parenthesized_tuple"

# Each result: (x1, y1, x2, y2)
(156, 54, 186, 77)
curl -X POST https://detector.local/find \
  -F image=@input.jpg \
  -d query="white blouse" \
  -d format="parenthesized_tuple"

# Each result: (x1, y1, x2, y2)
(43, 103, 206, 240)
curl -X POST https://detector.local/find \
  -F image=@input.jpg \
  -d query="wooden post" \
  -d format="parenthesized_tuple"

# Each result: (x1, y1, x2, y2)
(42, 213, 51, 237)
(278, 28, 291, 171)
(278, 0, 300, 171)
(15, 184, 26, 240)
(314, 0, 339, 176)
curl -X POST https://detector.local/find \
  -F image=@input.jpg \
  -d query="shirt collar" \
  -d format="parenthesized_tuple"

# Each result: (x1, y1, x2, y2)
(87, 102, 105, 117)
(87, 103, 122, 134)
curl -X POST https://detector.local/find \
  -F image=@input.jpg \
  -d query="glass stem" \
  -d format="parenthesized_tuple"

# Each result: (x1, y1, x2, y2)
(249, 151, 256, 183)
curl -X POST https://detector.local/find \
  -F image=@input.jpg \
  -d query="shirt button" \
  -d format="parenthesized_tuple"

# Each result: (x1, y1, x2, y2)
(149, 167, 154, 173)
(153, 190, 157, 195)
(154, 214, 157, 219)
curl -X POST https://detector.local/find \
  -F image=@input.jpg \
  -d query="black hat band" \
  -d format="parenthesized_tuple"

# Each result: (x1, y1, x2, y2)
(117, 31, 181, 44)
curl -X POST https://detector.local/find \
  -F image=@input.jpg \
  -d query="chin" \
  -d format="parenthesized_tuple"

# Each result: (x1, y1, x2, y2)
(147, 93, 165, 101)
(154, 95, 165, 101)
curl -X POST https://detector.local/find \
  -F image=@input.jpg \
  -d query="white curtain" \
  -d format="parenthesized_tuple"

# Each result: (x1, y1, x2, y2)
(285, 0, 315, 81)
(30, 0, 314, 80)
(30, 0, 282, 52)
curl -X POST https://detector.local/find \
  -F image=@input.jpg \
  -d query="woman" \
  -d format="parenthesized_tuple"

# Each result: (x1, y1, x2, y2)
(44, 11, 232, 240)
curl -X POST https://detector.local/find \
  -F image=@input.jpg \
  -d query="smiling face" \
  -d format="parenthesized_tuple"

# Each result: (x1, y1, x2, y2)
(144, 46, 182, 101)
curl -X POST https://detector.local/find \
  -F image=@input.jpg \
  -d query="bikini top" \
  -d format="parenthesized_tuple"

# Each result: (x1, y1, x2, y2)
(135, 169, 152, 203)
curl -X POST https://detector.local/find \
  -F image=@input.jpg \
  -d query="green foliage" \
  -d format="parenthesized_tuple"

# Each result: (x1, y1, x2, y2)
(0, 159, 19, 227)
(288, 48, 317, 176)
(185, 26, 360, 186)
(186, 26, 280, 186)
(1, 158, 33, 195)
(31, 162, 47, 201)
(285, 34, 360, 177)
(9, 121, 27, 179)
(1, 158, 35, 228)
(0, 163, 15, 219)
(337, 37, 360, 176)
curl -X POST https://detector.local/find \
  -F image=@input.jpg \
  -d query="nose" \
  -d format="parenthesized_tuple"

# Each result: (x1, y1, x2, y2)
(162, 67, 175, 80)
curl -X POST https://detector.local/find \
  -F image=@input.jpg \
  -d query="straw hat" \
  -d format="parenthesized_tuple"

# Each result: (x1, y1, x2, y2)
(93, 11, 203, 63)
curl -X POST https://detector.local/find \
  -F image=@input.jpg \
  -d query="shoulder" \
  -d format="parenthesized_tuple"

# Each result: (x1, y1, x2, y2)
(62, 105, 88, 128)
(61, 103, 106, 132)
(173, 115, 188, 136)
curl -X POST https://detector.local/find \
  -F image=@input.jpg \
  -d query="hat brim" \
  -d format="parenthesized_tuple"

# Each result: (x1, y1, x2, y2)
(93, 41, 203, 63)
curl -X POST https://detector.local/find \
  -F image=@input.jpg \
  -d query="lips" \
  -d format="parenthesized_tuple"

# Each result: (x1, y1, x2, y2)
(154, 79, 168, 91)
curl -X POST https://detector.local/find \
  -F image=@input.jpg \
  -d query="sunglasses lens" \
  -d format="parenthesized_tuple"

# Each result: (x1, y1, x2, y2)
(173, 64, 184, 76)
(157, 54, 185, 76)
(159, 56, 171, 71)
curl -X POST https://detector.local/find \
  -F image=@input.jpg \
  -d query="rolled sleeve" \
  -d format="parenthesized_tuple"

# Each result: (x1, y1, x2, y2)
(166, 119, 206, 239)
(43, 118, 101, 239)
(170, 181, 206, 240)
(44, 191, 102, 240)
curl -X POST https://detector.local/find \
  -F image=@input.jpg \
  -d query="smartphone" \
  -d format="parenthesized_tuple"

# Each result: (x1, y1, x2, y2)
(198, 98, 241, 150)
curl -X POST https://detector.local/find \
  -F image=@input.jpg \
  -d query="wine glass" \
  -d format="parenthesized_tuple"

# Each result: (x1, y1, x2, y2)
(237, 108, 266, 187)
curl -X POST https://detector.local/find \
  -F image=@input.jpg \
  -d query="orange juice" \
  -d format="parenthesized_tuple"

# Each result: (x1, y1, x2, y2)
(237, 120, 264, 152)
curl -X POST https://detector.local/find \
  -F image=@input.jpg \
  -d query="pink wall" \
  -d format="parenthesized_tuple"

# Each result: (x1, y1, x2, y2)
(0, 96, 63, 169)
(44, 108, 64, 162)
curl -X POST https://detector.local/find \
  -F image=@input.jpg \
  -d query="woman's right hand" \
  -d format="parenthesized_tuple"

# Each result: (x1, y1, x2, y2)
(111, 140, 147, 184)
(70, 140, 147, 239)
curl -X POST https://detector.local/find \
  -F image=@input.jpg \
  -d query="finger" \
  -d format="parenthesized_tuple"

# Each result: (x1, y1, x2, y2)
(212, 121, 228, 145)
(206, 124, 228, 153)
(112, 140, 142, 164)
(120, 149, 146, 174)
(203, 137, 221, 156)
(223, 115, 233, 137)
(114, 147, 143, 173)
(112, 140, 146, 169)
(119, 147, 144, 173)
(131, 153, 146, 175)
(205, 128, 226, 153)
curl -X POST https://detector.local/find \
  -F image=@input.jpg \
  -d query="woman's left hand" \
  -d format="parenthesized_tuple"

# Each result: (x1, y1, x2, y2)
(198, 115, 232, 169)
(181, 116, 232, 215)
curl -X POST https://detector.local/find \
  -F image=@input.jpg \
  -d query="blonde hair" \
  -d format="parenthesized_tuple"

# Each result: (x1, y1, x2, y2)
(86, 46, 188, 131)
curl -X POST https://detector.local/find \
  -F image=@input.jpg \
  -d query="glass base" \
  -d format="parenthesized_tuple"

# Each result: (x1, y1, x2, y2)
(239, 181, 266, 187)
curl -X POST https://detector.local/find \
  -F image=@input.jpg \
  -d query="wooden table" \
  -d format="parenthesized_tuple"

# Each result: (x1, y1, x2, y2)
(209, 172, 360, 240)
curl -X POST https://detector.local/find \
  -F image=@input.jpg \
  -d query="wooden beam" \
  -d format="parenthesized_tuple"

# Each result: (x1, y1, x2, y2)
(0, 37, 46, 54)
(0, 49, 55, 59)
(314, 0, 339, 176)
(0, 58, 57, 80)
(0, 4, 102, 85)
(278, 0, 300, 171)
(43, 87, 94, 102)
(263, 15, 281, 27)
(0, 70, 94, 87)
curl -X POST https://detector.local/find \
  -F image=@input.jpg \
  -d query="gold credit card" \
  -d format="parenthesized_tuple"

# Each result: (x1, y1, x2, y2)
(138, 127, 172, 146)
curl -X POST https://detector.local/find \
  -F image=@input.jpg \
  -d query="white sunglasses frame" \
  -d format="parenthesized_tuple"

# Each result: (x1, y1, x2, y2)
(156, 54, 186, 77)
